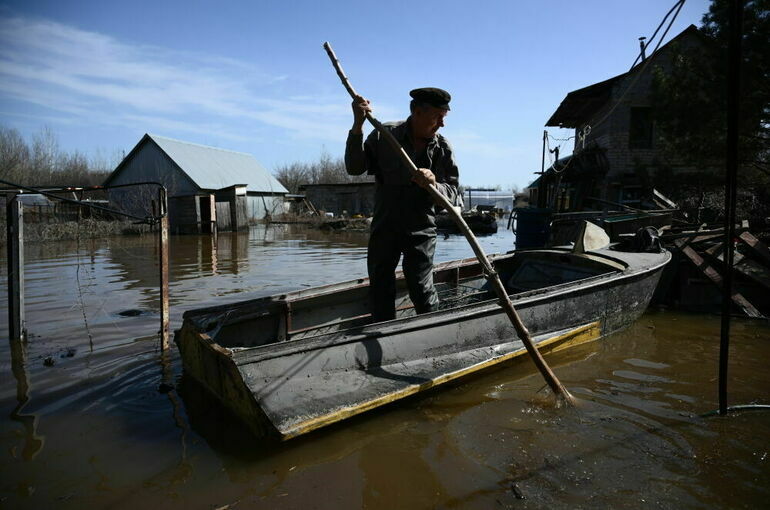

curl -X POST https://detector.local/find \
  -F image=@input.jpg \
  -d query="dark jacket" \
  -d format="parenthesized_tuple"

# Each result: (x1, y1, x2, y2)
(345, 118, 460, 231)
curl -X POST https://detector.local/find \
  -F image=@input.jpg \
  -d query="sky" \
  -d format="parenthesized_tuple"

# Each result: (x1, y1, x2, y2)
(0, 0, 711, 189)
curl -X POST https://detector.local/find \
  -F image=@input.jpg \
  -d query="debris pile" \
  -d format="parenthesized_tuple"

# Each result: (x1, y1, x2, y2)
(656, 224, 770, 317)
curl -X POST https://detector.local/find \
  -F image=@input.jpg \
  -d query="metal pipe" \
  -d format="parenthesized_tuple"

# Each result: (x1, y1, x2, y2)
(719, 0, 743, 416)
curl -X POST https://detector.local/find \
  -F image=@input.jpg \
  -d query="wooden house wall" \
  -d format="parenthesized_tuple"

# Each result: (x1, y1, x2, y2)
(214, 188, 248, 232)
(215, 201, 232, 231)
(168, 195, 202, 235)
(235, 195, 248, 231)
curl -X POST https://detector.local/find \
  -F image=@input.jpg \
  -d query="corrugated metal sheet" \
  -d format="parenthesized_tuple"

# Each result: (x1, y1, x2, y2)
(17, 194, 54, 206)
(246, 195, 286, 221)
(148, 134, 288, 194)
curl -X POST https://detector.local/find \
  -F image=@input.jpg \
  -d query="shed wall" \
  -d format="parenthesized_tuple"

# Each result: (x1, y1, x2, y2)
(169, 195, 202, 235)
(247, 195, 286, 222)
(302, 185, 376, 216)
(110, 142, 199, 196)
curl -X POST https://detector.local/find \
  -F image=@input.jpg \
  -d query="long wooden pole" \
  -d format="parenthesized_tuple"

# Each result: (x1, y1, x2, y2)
(323, 42, 572, 403)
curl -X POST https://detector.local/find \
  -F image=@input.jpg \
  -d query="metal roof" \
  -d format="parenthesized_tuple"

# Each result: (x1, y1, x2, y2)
(546, 74, 625, 128)
(148, 134, 288, 194)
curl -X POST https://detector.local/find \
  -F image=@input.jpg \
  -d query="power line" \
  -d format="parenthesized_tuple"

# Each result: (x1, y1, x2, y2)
(588, 0, 687, 133)
(0, 178, 165, 223)
(629, 0, 686, 70)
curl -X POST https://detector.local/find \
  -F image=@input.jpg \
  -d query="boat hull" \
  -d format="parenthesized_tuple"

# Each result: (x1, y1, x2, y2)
(176, 247, 670, 439)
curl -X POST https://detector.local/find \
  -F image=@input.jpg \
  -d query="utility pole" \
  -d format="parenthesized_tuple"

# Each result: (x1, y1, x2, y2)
(537, 130, 547, 208)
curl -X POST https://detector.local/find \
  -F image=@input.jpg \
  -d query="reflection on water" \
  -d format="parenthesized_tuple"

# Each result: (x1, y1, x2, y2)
(8, 336, 45, 461)
(1, 221, 768, 508)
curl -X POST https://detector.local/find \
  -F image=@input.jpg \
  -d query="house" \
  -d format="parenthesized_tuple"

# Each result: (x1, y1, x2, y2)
(529, 25, 706, 212)
(104, 134, 288, 234)
(298, 182, 376, 217)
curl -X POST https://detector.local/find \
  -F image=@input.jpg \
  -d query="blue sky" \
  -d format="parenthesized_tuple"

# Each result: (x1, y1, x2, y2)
(0, 0, 710, 188)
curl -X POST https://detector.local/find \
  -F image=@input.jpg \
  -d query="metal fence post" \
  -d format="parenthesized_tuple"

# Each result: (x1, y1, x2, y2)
(159, 188, 170, 350)
(7, 197, 26, 341)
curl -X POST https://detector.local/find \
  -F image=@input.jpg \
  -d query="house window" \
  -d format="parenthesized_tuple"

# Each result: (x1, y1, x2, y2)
(620, 185, 643, 206)
(629, 107, 653, 149)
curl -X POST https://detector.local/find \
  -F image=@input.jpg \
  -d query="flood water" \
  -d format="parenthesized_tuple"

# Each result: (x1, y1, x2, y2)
(1, 222, 768, 509)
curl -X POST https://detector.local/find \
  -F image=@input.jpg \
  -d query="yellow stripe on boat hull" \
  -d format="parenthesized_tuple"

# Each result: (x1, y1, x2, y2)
(281, 321, 601, 439)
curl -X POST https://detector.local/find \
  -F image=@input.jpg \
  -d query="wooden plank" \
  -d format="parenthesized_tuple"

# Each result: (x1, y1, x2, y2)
(215, 201, 231, 230)
(662, 225, 748, 242)
(209, 194, 217, 236)
(652, 188, 679, 209)
(303, 198, 319, 216)
(674, 239, 762, 318)
(6, 197, 26, 341)
(690, 233, 725, 245)
(708, 247, 770, 293)
(733, 254, 770, 292)
(704, 242, 725, 257)
(739, 231, 770, 266)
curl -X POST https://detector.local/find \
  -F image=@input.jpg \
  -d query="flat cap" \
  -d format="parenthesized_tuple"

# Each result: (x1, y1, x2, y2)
(410, 87, 451, 110)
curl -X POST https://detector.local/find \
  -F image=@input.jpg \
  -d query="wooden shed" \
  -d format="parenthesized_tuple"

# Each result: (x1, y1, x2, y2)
(298, 182, 376, 217)
(105, 134, 288, 234)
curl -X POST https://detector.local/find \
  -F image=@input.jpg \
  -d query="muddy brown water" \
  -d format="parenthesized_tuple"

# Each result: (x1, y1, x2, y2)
(1, 222, 768, 509)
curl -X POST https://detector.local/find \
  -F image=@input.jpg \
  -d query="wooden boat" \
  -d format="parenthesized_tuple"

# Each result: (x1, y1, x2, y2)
(436, 210, 498, 235)
(175, 245, 670, 440)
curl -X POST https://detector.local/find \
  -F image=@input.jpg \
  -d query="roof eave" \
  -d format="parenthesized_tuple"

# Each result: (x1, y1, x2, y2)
(545, 24, 703, 128)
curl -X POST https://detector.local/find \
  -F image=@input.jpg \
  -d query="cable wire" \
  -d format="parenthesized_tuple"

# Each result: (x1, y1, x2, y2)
(587, 0, 687, 133)
(629, 0, 686, 70)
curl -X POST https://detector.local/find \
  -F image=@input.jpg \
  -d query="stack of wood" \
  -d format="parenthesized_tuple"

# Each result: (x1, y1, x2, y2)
(657, 225, 770, 318)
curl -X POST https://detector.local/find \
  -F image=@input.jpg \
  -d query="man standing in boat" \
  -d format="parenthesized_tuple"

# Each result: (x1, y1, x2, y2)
(345, 87, 460, 322)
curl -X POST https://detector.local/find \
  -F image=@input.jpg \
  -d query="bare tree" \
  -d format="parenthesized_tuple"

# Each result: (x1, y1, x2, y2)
(31, 126, 59, 179)
(274, 162, 310, 194)
(274, 148, 373, 193)
(0, 125, 110, 187)
(0, 127, 30, 182)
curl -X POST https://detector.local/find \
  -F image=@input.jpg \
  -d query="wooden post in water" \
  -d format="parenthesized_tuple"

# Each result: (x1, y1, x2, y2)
(7, 196, 26, 342)
(159, 187, 170, 350)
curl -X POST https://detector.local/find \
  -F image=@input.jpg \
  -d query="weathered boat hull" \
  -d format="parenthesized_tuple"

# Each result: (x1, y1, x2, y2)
(176, 247, 670, 440)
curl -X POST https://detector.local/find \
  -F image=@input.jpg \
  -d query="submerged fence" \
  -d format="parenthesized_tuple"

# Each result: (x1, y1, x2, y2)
(3, 180, 171, 350)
